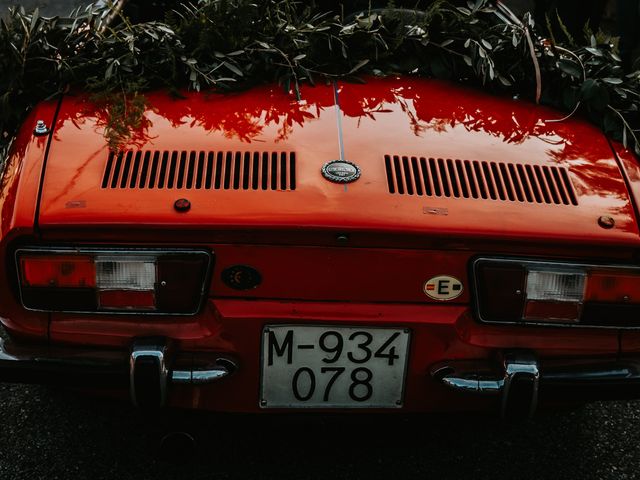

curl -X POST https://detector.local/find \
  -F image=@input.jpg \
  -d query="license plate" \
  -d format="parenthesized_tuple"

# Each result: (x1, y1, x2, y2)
(260, 325, 410, 408)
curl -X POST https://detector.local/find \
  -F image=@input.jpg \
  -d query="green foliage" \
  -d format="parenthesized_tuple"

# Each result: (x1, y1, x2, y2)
(0, 0, 638, 155)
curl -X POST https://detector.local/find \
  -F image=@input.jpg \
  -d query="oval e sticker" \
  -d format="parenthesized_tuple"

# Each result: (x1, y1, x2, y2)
(423, 275, 463, 301)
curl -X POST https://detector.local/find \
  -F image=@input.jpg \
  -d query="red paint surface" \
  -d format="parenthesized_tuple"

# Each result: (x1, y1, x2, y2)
(35, 77, 638, 246)
(1, 77, 640, 412)
(0, 102, 59, 338)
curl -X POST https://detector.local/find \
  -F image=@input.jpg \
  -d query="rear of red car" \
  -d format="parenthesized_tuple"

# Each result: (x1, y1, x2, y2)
(2, 77, 640, 417)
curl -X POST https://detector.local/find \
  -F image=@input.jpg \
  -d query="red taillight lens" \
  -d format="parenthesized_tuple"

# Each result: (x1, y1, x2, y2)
(16, 249, 211, 314)
(20, 255, 96, 288)
(585, 272, 640, 303)
(98, 290, 156, 311)
(474, 258, 640, 327)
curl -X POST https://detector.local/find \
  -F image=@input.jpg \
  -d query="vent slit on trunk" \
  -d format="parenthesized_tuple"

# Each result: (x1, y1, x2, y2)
(454, 160, 469, 198)
(384, 155, 578, 206)
(280, 152, 287, 191)
(103, 152, 115, 188)
(185, 151, 196, 189)
(129, 151, 141, 189)
(393, 156, 405, 195)
(402, 156, 415, 195)
(560, 168, 578, 205)
(139, 151, 150, 188)
(464, 160, 479, 198)
(195, 152, 205, 189)
(233, 152, 241, 190)
(214, 152, 223, 189)
(542, 166, 561, 204)
(437, 159, 451, 197)
(551, 167, 569, 205)
(119, 151, 132, 189)
(204, 152, 214, 190)
(166, 151, 177, 189)
(533, 165, 552, 204)
(270, 152, 278, 191)
(261, 152, 269, 190)
(480, 162, 497, 200)
(252, 152, 260, 190)
(429, 158, 442, 196)
(524, 165, 543, 203)
(419, 157, 433, 196)
(290, 153, 297, 191)
(411, 157, 424, 196)
(489, 162, 506, 200)
(446, 159, 460, 197)
(384, 155, 395, 193)
(242, 152, 251, 190)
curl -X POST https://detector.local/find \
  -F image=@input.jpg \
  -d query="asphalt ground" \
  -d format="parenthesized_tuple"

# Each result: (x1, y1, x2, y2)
(2, 375, 640, 480)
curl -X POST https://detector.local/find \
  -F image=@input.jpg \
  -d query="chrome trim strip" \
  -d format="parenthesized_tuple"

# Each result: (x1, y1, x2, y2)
(172, 359, 235, 385)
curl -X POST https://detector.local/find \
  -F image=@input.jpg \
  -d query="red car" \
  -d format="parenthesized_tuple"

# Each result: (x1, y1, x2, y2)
(1, 75, 639, 418)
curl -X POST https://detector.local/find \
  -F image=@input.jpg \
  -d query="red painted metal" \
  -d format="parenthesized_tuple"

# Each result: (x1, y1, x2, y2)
(0, 102, 59, 339)
(35, 77, 638, 246)
(1, 77, 640, 412)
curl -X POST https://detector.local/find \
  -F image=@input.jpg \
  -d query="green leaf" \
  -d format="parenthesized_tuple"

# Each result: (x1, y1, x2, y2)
(498, 75, 512, 86)
(348, 59, 369, 74)
(223, 61, 243, 76)
(557, 59, 582, 79)
(585, 47, 603, 57)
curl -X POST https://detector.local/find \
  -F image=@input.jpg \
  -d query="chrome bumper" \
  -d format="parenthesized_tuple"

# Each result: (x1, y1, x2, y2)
(431, 350, 640, 418)
(0, 338, 235, 408)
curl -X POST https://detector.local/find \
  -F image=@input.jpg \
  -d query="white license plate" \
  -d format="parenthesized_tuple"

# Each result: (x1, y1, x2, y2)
(260, 325, 410, 408)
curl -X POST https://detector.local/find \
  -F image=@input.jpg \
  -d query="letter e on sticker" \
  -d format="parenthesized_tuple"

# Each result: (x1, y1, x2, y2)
(423, 275, 463, 301)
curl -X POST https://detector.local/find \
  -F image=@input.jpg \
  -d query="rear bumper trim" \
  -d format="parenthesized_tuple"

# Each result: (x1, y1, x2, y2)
(0, 338, 235, 395)
(431, 351, 640, 402)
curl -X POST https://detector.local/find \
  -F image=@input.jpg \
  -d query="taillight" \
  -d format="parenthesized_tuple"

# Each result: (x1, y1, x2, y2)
(16, 249, 211, 314)
(474, 258, 640, 327)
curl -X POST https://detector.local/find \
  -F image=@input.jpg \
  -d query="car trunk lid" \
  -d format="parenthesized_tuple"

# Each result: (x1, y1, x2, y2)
(36, 77, 640, 247)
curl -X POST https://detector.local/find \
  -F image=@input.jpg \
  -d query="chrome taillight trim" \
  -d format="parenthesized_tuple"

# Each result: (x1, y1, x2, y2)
(471, 256, 640, 330)
(14, 247, 213, 316)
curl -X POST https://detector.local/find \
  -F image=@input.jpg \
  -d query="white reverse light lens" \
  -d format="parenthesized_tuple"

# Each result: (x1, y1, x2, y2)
(526, 269, 586, 302)
(96, 256, 156, 290)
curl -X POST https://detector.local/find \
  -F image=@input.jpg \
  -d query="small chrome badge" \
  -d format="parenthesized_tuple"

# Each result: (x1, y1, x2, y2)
(321, 160, 361, 183)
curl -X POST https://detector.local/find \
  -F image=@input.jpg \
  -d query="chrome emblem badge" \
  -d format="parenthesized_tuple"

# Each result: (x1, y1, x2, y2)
(321, 160, 361, 183)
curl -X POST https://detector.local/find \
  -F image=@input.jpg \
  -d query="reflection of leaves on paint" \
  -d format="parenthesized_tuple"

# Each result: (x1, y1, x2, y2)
(88, 93, 153, 151)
